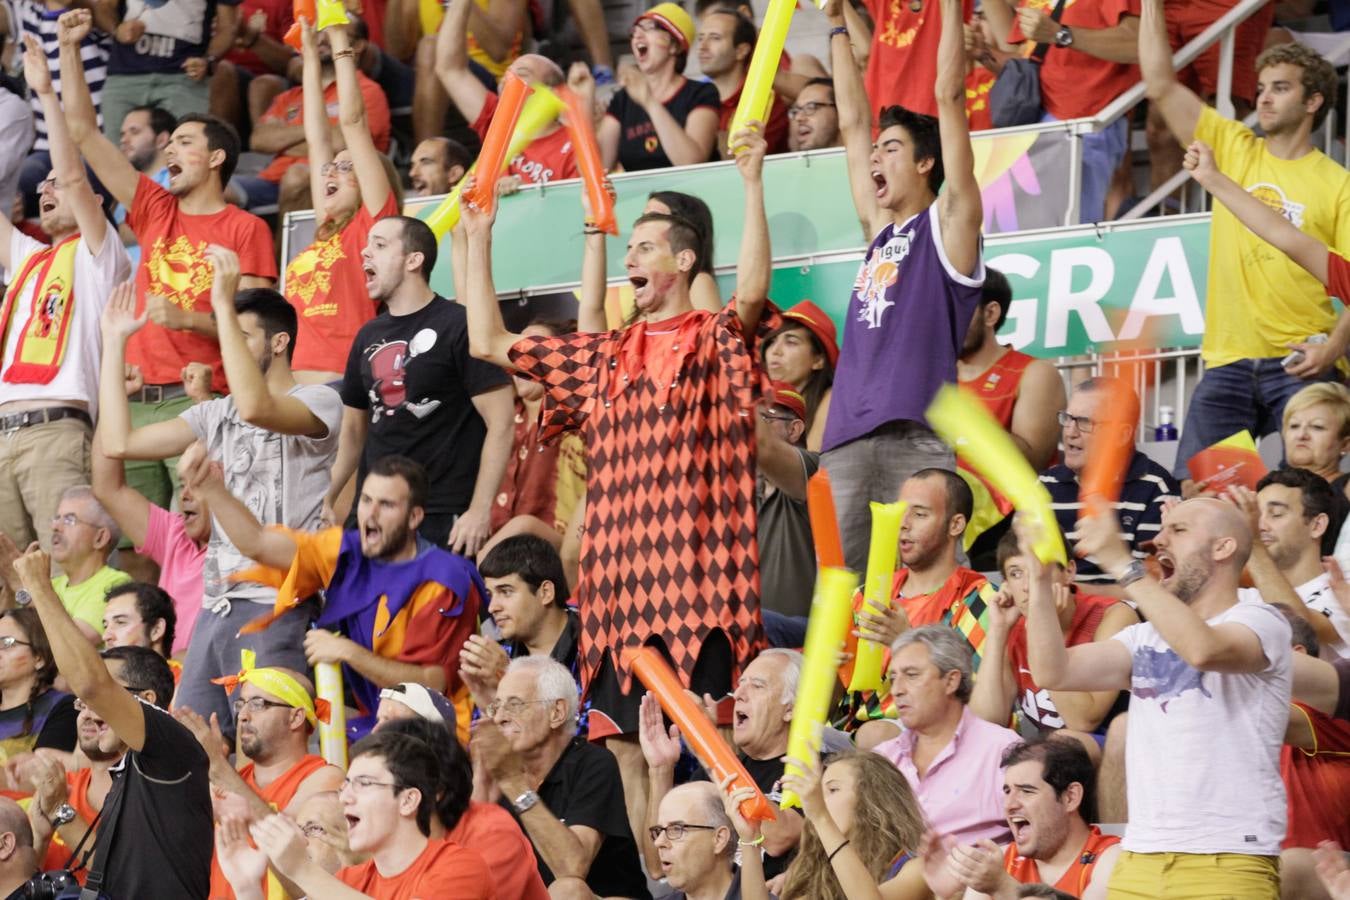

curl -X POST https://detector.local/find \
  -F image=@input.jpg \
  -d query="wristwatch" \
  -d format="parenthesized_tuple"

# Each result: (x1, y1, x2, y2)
(1054, 25, 1074, 47)
(1116, 559, 1147, 588)
(13, 589, 31, 607)
(47, 803, 76, 827)
(511, 789, 540, 813)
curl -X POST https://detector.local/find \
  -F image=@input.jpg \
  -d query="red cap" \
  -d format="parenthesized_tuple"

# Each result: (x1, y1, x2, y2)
(767, 381, 807, 421)
(781, 300, 839, 369)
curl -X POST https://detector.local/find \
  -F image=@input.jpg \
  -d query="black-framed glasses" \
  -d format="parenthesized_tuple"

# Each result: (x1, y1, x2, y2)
(486, 697, 553, 718)
(1057, 411, 1095, 434)
(649, 823, 720, 842)
(788, 101, 835, 119)
(233, 697, 294, 715)
(0, 636, 31, 650)
(340, 775, 404, 793)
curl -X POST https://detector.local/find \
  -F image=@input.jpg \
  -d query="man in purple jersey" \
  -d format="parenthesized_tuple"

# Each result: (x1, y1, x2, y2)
(820, 0, 985, 573)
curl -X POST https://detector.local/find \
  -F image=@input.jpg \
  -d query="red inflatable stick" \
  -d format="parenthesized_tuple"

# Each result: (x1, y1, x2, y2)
(1077, 379, 1136, 521)
(464, 73, 531, 216)
(283, 0, 316, 50)
(559, 86, 616, 235)
(807, 468, 845, 569)
(625, 646, 777, 824)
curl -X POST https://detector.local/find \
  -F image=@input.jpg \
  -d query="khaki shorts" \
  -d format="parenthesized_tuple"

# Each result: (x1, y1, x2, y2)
(0, 416, 92, 553)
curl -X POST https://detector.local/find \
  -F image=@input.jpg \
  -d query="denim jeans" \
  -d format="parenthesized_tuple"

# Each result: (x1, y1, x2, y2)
(1173, 357, 1339, 480)
(1041, 113, 1130, 224)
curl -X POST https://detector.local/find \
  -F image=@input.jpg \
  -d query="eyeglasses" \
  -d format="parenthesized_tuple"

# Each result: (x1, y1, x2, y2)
(649, 823, 720, 842)
(0, 636, 31, 651)
(758, 410, 797, 423)
(485, 697, 553, 719)
(340, 775, 404, 794)
(301, 823, 331, 839)
(788, 101, 835, 119)
(633, 18, 662, 33)
(319, 160, 355, 177)
(74, 685, 152, 712)
(233, 697, 294, 715)
(51, 513, 100, 528)
(1056, 411, 1096, 433)
(38, 177, 59, 192)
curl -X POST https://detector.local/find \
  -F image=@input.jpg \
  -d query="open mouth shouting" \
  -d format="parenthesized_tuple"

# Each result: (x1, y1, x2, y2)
(871, 170, 887, 199)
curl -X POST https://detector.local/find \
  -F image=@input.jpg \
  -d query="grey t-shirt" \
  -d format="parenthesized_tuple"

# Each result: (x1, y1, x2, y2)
(181, 383, 344, 607)
(756, 446, 820, 619)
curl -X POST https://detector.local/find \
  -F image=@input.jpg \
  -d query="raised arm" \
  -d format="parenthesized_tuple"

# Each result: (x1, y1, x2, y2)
(329, 23, 390, 217)
(205, 246, 330, 437)
(1139, 0, 1203, 146)
(23, 35, 108, 254)
(935, 0, 981, 279)
(1046, 600, 1138, 732)
(968, 591, 1017, 726)
(179, 443, 299, 570)
(299, 21, 333, 224)
(826, 0, 883, 236)
(576, 167, 610, 332)
(460, 177, 526, 368)
(55, 11, 139, 208)
(435, 0, 492, 125)
(756, 418, 809, 501)
(731, 124, 769, 333)
(91, 430, 152, 549)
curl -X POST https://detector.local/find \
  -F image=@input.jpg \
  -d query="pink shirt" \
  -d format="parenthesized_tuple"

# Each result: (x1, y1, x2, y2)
(135, 504, 206, 655)
(873, 706, 1020, 845)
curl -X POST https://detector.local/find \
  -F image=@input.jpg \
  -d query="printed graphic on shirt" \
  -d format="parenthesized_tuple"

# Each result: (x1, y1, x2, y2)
(145, 234, 213, 309)
(124, 0, 207, 49)
(364, 330, 442, 420)
(204, 428, 285, 598)
(1247, 182, 1306, 228)
(853, 231, 913, 329)
(1018, 675, 1066, 730)
(286, 236, 345, 316)
(1132, 646, 1212, 711)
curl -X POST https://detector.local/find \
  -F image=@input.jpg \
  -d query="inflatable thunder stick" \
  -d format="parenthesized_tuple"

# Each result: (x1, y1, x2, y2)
(807, 469, 845, 570)
(926, 385, 1067, 565)
(727, 0, 794, 148)
(420, 0, 445, 36)
(315, 0, 350, 30)
(1077, 380, 1135, 521)
(560, 87, 617, 235)
(465, 74, 532, 216)
(424, 86, 566, 239)
(626, 646, 776, 824)
(846, 501, 905, 694)
(315, 662, 348, 768)
(283, 0, 316, 49)
(781, 566, 860, 809)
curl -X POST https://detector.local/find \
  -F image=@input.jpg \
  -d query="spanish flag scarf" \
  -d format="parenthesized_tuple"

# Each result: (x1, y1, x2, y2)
(0, 235, 79, 385)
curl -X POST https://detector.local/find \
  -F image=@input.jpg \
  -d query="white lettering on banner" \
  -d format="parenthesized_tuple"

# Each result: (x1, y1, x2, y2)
(987, 252, 1039, 349)
(1044, 247, 1115, 348)
(1117, 237, 1205, 340)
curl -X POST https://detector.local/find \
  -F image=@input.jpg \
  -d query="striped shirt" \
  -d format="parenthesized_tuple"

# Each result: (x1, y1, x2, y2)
(1041, 451, 1180, 585)
(18, 0, 108, 150)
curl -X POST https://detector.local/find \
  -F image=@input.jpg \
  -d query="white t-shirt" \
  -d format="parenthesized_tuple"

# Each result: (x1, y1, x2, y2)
(181, 383, 344, 608)
(1114, 600, 1291, 855)
(1, 229, 131, 415)
(1238, 573, 1350, 660)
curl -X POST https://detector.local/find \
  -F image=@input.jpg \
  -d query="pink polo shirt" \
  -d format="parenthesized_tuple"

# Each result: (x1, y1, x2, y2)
(135, 504, 206, 656)
(873, 706, 1020, 845)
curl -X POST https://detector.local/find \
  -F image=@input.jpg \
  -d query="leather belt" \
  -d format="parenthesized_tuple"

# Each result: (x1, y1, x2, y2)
(0, 406, 93, 433)
(134, 383, 189, 404)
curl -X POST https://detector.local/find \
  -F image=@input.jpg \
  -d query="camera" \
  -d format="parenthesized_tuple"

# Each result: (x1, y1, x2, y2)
(8, 870, 83, 900)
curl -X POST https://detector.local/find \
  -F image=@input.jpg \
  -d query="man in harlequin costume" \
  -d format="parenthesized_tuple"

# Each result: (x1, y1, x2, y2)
(179, 447, 482, 744)
(458, 125, 776, 840)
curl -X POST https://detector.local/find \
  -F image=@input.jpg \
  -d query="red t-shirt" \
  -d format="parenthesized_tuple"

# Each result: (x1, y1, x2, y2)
(1283, 700, 1350, 849)
(1006, 591, 1119, 733)
(717, 80, 790, 154)
(127, 176, 277, 392)
(337, 838, 496, 899)
(447, 802, 550, 900)
(864, 0, 974, 119)
(225, 0, 293, 75)
(966, 66, 996, 132)
(472, 89, 579, 184)
(1032, 0, 1142, 120)
(257, 74, 393, 183)
(284, 193, 398, 373)
(1328, 251, 1350, 302)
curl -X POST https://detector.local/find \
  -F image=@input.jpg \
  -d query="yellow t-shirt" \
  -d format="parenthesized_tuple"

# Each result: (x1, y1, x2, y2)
(1196, 105, 1350, 366)
(51, 566, 131, 636)
(466, 0, 523, 78)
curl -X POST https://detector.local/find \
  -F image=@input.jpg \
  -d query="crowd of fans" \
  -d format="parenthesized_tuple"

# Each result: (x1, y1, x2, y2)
(0, 0, 1346, 896)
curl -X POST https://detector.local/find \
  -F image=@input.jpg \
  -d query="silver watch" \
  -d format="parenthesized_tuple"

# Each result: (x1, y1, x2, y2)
(511, 789, 540, 813)
(47, 803, 76, 827)
(1054, 25, 1074, 47)
(13, 589, 31, 607)
(1116, 559, 1147, 588)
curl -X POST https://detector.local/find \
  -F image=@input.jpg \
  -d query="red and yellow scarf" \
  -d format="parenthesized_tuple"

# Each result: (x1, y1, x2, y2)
(0, 235, 80, 385)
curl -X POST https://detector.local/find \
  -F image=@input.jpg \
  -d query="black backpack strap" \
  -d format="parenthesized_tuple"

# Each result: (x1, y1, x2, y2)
(79, 759, 130, 900)
(1030, 0, 1072, 63)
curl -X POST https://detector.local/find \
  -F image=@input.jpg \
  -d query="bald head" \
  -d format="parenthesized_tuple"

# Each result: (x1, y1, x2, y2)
(509, 53, 565, 87)
(0, 800, 31, 850)
(1184, 497, 1254, 565)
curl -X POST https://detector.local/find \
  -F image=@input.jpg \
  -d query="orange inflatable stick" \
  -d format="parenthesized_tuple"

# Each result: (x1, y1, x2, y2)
(807, 468, 845, 570)
(464, 73, 531, 216)
(283, 0, 316, 50)
(559, 86, 616, 235)
(626, 646, 777, 824)
(1077, 379, 1135, 520)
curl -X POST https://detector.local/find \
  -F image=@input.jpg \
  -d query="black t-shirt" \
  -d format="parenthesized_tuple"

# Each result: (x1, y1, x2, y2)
(606, 78, 720, 172)
(0, 690, 77, 758)
(692, 752, 799, 879)
(92, 702, 213, 899)
(108, 0, 240, 75)
(340, 296, 511, 516)
(505, 736, 651, 899)
(756, 447, 821, 619)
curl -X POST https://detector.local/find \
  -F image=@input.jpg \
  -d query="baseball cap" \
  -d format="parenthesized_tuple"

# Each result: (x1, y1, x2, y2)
(379, 682, 459, 726)
(767, 381, 807, 421)
(781, 300, 840, 369)
(637, 3, 696, 53)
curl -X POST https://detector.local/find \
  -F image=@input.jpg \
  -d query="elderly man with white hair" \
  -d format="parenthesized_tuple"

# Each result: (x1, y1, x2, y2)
(873, 624, 1021, 845)
(473, 655, 650, 900)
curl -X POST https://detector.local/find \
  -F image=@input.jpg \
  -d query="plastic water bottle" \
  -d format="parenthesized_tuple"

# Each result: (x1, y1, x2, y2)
(1154, 406, 1178, 442)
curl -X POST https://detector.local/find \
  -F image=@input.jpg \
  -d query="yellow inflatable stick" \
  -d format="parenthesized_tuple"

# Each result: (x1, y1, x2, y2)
(315, 661, 347, 767)
(781, 566, 859, 809)
(727, 0, 794, 150)
(315, 0, 350, 30)
(846, 501, 905, 694)
(420, 0, 444, 36)
(926, 385, 1067, 565)
(423, 85, 566, 239)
